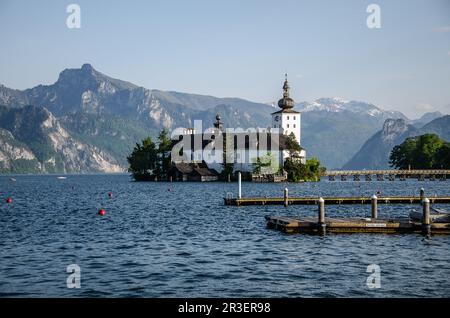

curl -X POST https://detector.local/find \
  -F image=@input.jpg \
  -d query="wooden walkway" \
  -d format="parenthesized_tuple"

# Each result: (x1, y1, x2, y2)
(224, 196, 450, 206)
(265, 215, 450, 235)
(325, 169, 450, 176)
(324, 169, 449, 181)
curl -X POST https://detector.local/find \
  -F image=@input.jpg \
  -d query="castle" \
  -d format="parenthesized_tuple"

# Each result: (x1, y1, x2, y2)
(169, 75, 306, 181)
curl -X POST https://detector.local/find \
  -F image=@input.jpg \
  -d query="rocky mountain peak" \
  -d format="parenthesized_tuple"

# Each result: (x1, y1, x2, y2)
(381, 119, 410, 142)
(81, 63, 94, 72)
(56, 64, 137, 92)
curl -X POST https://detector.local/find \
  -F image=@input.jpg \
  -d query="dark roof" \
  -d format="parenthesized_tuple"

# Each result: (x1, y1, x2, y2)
(271, 109, 300, 114)
(170, 162, 218, 176)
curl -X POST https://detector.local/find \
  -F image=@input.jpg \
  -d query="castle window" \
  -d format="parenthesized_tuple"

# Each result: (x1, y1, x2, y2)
(294, 116, 296, 120)
(294, 124, 296, 128)
(287, 116, 290, 120)
(287, 124, 289, 128)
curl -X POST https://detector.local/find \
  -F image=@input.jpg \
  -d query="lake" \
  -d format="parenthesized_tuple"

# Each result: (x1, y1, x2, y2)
(0, 174, 449, 297)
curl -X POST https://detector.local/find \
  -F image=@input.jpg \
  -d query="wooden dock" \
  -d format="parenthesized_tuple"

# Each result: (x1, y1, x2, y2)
(224, 196, 450, 206)
(265, 215, 450, 235)
(324, 169, 449, 181)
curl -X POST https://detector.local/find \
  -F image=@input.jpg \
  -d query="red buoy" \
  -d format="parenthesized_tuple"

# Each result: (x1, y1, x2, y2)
(6, 197, 12, 204)
(108, 192, 113, 198)
(98, 209, 105, 216)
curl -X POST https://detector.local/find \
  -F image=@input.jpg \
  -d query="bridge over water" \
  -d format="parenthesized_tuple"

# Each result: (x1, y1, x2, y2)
(324, 170, 450, 181)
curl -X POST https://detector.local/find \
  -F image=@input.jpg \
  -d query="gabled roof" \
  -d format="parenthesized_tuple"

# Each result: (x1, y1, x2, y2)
(170, 162, 218, 176)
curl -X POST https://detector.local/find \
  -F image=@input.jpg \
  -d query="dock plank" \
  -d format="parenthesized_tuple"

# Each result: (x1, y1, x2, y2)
(225, 196, 450, 206)
(265, 216, 450, 235)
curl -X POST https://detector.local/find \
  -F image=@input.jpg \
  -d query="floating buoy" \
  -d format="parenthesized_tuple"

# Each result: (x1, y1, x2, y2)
(108, 192, 113, 198)
(98, 208, 105, 216)
(6, 197, 12, 204)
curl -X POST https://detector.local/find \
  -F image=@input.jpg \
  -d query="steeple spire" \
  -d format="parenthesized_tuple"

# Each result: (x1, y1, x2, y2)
(278, 73, 295, 110)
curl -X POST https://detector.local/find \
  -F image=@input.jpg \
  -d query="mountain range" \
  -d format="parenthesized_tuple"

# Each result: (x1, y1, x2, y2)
(343, 115, 450, 169)
(0, 64, 447, 172)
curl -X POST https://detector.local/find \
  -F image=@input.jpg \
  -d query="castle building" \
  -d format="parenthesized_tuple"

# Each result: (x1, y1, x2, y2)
(169, 75, 306, 180)
(272, 74, 306, 164)
(272, 74, 302, 145)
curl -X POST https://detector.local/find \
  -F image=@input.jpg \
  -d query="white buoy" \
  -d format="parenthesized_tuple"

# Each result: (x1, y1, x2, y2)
(238, 172, 242, 199)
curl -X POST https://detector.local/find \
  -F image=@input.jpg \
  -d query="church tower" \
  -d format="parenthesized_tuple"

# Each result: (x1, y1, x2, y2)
(271, 74, 301, 145)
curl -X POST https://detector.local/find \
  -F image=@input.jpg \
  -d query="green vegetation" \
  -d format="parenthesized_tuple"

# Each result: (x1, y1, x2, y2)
(283, 133, 325, 182)
(389, 133, 450, 169)
(252, 152, 280, 175)
(127, 129, 173, 181)
(284, 157, 325, 182)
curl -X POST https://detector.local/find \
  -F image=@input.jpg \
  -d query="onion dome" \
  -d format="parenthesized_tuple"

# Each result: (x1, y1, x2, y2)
(277, 73, 295, 109)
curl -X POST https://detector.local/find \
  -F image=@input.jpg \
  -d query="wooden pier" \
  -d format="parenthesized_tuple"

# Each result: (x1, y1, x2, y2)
(265, 215, 450, 235)
(224, 196, 450, 206)
(228, 176, 450, 235)
(264, 197, 450, 235)
(324, 169, 450, 181)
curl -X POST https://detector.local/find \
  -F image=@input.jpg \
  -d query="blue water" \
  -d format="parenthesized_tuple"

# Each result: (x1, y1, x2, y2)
(0, 174, 449, 297)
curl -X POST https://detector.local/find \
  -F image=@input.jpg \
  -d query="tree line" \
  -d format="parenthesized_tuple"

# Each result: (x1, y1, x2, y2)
(389, 133, 450, 169)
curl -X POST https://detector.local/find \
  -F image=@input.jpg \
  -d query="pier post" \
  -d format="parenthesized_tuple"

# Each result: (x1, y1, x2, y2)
(420, 188, 425, 203)
(422, 198, 431, 236)
(318, 197, 326, 234)
(238, 172, 242, 199)
(371, 195, 378, 219)
(228, 173, 231, 183)
(284, 188, 289, 207)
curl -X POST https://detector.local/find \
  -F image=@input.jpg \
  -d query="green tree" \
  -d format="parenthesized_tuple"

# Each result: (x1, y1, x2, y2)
(435, 143, 450, 169)
(285, 132, 302, 156)
(389, 138, 416, 169)
(305, 157, 324, 181)
(155, 129, 172, 179)
(252, 152, 279, 175)
(389, 134, 449, 169)
(127, 137, 157, 181)
(284, 157, 307, 182)
(414, 134, 445, 168)
(284, 157, 325, 182)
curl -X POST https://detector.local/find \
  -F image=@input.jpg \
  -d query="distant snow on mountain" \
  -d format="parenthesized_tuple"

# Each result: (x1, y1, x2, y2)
(296, 97, 407, 121)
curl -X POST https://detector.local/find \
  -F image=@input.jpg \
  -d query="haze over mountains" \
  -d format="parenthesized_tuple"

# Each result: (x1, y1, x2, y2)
(0, 64, 447, 173)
